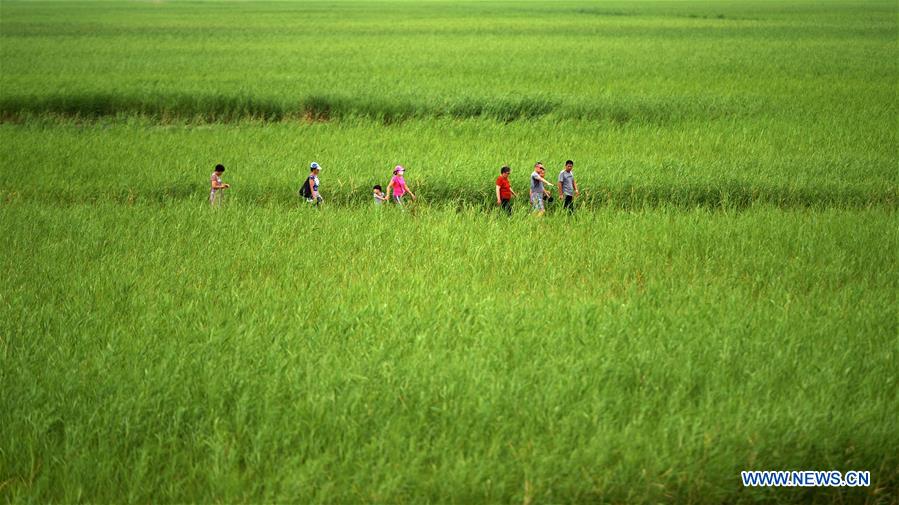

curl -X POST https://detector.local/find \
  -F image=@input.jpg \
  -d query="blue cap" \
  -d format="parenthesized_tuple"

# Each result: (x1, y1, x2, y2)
(310, 162, 320, 170)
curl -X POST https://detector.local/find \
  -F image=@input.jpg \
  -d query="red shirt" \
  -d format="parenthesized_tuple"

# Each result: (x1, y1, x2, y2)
(496, 176, 512, 199)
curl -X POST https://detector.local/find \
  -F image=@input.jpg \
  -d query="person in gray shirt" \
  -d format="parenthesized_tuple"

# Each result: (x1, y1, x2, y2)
(530, 162, 555, 216)
(558, 160, 579, 213)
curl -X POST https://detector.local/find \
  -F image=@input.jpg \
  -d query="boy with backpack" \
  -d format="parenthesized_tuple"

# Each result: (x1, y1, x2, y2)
(299, 162, 323, 205)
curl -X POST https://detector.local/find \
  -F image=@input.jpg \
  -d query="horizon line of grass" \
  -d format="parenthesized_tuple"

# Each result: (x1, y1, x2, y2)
(0, 92, 749, 125)
(3, 181, 894, 211)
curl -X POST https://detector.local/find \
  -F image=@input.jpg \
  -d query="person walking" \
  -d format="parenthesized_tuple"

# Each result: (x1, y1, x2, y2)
(558, 159, 579, 213)
(373, 184, 389, 205)
(495, 165, 516, 214)
(530, 162, 554, 216)
(209, 164, 230, 206)
(387, 165, 415, 205)
(299, 162, 323, 205)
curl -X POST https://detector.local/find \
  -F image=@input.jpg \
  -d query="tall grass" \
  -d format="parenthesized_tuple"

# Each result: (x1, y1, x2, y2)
(0, 1, 895, 125)
(0, 203, 896, 503)
(0, 0, 896, 502)
(0, 93, 755, 124)
(1, 120, 894, 209)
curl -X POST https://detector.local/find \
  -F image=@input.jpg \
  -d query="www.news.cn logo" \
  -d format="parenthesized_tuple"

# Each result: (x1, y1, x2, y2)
(741, 470, 870, 487)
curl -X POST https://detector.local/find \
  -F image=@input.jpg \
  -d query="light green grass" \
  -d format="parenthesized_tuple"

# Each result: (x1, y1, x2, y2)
(0, 119, 894, 209)
(0, 0, 896, 124)
(0, 0, 897, 503)
(1, 203, 896, 503)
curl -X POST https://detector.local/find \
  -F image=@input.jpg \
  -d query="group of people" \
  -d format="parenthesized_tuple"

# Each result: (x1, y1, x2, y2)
(208, 163, 417, 207)
(209, 160, 579, 214)
(302, 163, 418, 206)
(496, 160, 579, 215)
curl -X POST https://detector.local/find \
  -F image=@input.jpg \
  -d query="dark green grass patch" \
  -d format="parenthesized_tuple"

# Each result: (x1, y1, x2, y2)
(0, 92, 734, 124)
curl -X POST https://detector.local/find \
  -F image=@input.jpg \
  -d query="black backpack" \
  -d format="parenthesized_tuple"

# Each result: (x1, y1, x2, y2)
(299, 176, 313, 198)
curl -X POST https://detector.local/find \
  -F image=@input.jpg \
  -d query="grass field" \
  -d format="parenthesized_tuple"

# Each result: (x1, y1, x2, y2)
(1, 1, 897, 503)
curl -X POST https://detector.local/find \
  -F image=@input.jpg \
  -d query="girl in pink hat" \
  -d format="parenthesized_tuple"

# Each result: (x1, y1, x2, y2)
(386, 165, 415, 205)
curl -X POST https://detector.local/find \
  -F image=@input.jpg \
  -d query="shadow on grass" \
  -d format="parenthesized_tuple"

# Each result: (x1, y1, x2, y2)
(0, 93, 744, 124)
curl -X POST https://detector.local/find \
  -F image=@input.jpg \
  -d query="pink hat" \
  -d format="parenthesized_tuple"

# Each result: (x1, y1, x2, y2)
(394, 165, 405, 174)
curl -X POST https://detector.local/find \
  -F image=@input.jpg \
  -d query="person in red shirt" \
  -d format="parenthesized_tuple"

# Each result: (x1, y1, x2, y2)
(495, 165, 516, 214)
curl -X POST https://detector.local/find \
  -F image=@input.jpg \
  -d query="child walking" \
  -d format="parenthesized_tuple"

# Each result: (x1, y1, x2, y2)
(299, 162, 323, 205)
(373, 184, 389, 205)
(386, 165, 416, 205)
(209, 164, 230, 206)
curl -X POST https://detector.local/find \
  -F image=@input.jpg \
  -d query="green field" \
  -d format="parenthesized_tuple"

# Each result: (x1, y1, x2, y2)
(1, 1, 896, 503)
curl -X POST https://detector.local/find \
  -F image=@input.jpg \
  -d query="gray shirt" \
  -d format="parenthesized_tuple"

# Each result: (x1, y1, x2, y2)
(530, 171, 544, 194)
(559, 170, 575, 196)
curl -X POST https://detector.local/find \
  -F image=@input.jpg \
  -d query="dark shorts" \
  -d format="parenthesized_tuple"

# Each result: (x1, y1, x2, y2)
(563, 194, 574, 212)
(500, 198, 512, 214)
